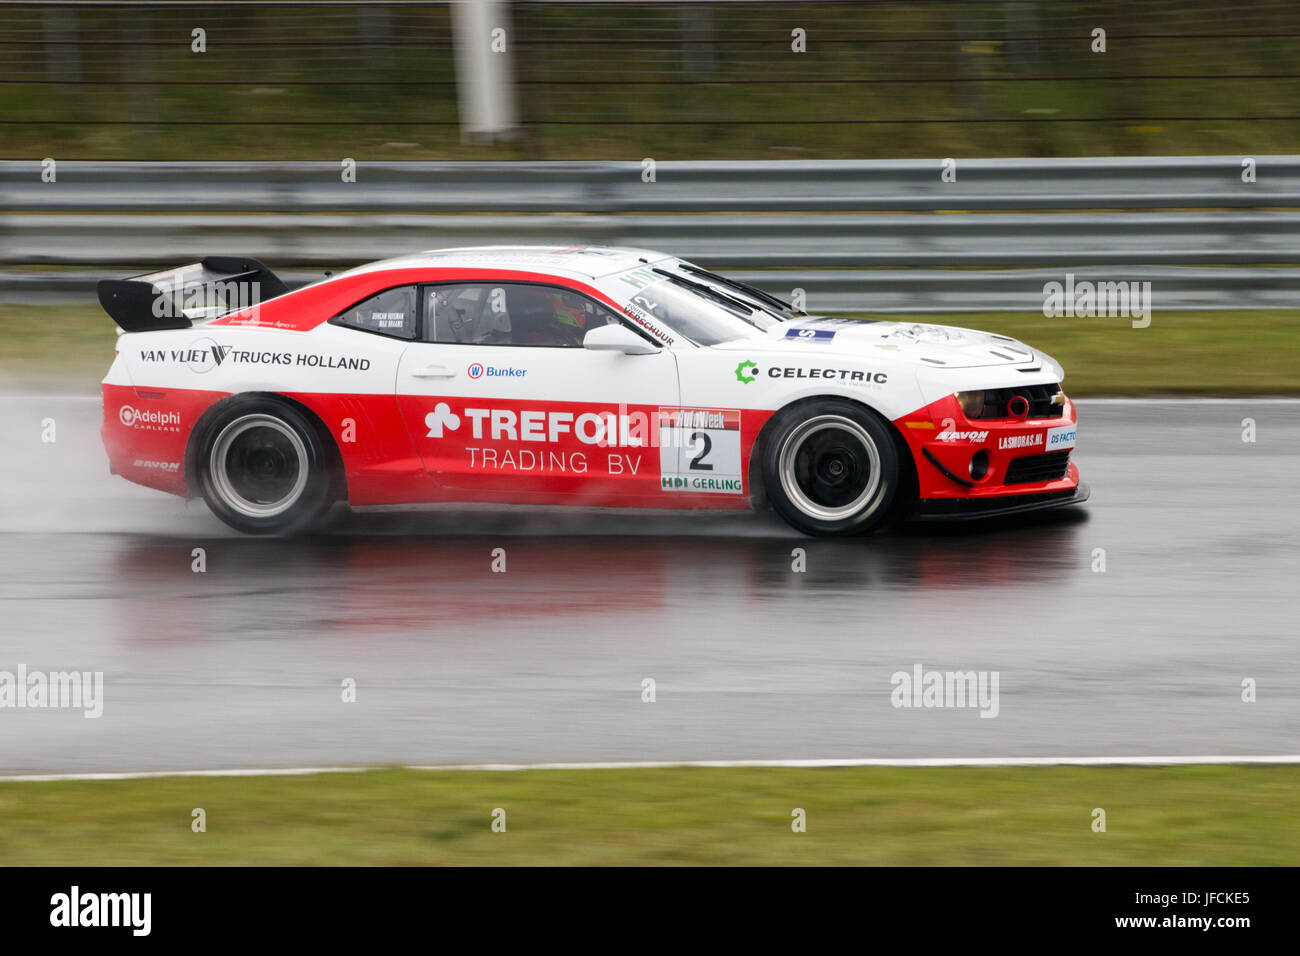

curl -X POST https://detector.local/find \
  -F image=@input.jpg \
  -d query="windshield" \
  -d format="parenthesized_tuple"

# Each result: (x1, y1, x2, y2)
(627, 274, 782, 346)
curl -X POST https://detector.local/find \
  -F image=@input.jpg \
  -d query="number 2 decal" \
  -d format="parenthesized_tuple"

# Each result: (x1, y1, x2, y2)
(689, 431, 714, 470)
(658, 406, 743, 494)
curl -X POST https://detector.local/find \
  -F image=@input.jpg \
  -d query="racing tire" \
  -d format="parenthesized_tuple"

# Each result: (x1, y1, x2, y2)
(194, 396, 336, 535)
(761, 399, 901, 537)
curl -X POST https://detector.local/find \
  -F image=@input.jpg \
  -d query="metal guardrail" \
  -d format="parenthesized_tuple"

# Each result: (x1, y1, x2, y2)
(3, 157, 1298, 311)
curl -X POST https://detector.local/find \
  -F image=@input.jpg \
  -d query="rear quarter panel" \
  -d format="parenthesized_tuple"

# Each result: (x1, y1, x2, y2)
(102, 323, 421, 503)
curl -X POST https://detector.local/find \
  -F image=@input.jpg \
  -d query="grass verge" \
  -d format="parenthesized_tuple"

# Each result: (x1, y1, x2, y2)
(849, 310, 1300, 397)
(5, 304, 1298, 396)
(1, 764, 1296, 865)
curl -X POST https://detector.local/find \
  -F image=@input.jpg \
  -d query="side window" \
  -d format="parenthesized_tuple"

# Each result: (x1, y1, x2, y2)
(424, 283, 623, 347)
(331, 285, 418, 339)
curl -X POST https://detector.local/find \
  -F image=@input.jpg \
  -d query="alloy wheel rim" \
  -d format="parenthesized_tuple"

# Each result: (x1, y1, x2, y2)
(209, 414, 309, 519)
(778, 415, 883, 521)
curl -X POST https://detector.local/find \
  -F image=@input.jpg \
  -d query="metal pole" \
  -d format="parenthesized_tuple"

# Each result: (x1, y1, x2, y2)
(452, 0, 521, 143)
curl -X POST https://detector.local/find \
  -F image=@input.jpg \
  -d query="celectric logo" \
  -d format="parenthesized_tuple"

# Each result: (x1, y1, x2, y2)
(118, 405, 181, 431)
(734, 360, 758, 384)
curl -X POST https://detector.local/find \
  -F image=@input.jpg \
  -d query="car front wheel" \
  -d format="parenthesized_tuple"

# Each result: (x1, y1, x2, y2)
(761, 399, 901, 537)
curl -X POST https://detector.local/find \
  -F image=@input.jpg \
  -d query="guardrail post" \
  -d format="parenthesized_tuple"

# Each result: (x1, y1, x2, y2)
(452, 0, 522, 143)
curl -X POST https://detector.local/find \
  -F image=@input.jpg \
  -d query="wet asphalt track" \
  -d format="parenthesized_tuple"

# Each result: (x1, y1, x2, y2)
(1, 394, 1298, 774)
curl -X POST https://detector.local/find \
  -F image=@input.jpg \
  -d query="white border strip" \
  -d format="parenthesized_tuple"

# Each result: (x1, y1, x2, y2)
(3, 755, 1299, 782)
(0, 393, 100, 401)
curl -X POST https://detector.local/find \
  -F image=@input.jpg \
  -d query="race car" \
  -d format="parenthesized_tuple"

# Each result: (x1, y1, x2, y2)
(98, 246, 1087, 536)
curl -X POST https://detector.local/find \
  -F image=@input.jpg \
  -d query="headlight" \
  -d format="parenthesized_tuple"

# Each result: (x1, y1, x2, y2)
(954, 390, 985, 417)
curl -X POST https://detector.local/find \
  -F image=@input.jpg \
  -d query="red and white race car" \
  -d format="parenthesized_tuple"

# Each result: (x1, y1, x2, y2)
(99, 246, 1087, 536)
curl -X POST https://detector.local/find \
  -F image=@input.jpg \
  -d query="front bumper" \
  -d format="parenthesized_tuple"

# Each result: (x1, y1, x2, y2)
(895, 387, 1086, 519)
(911, 480, 1090, 521)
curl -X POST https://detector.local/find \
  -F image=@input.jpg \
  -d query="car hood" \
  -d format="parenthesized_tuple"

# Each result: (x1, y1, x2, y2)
(724, 316, 1043, 369)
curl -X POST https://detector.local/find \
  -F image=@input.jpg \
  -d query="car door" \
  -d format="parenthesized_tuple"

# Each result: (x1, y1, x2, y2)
(396, 280, 680, 504)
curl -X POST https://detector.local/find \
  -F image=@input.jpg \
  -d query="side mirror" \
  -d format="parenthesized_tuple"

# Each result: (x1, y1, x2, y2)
(582, 323, 659, 355)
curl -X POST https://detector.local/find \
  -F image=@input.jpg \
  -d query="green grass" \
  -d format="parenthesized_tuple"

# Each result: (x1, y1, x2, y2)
(1, 765, 1296, 865)
(0, 304, 117, 388)
(844, 310, 1300, 396)
(6, 303, 1297, 396)
(5, 1, 1300, 160)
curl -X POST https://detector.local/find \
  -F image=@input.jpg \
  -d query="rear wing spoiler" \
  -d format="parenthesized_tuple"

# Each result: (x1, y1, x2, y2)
(97, 256, 291, 332)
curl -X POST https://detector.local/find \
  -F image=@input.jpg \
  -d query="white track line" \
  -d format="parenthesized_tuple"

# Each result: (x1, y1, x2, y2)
(0, 766, 367, 783)
(3, 754, 1299, 782)
(422, 755, 1300, 771)
(0, 393, 99, 401)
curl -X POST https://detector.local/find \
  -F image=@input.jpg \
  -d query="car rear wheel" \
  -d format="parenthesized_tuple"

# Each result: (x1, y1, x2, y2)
(195, 397, 335, 535)
(761, 399, 900, 537)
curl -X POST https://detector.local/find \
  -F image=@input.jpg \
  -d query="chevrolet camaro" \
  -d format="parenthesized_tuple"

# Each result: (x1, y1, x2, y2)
(98, 246, 1087, 536)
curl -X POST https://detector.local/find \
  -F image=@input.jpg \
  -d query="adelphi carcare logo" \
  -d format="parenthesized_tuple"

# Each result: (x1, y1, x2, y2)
(734, 360, 758, 384)
(119, 405, 181, 432)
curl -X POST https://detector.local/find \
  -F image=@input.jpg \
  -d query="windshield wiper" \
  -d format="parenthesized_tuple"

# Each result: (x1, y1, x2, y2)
(650, 268, 765, 324)
(676, 263, 803, 317)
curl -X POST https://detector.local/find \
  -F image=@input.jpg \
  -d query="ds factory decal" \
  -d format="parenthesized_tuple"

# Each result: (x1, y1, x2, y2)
(1045, 423, 1078, 453)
